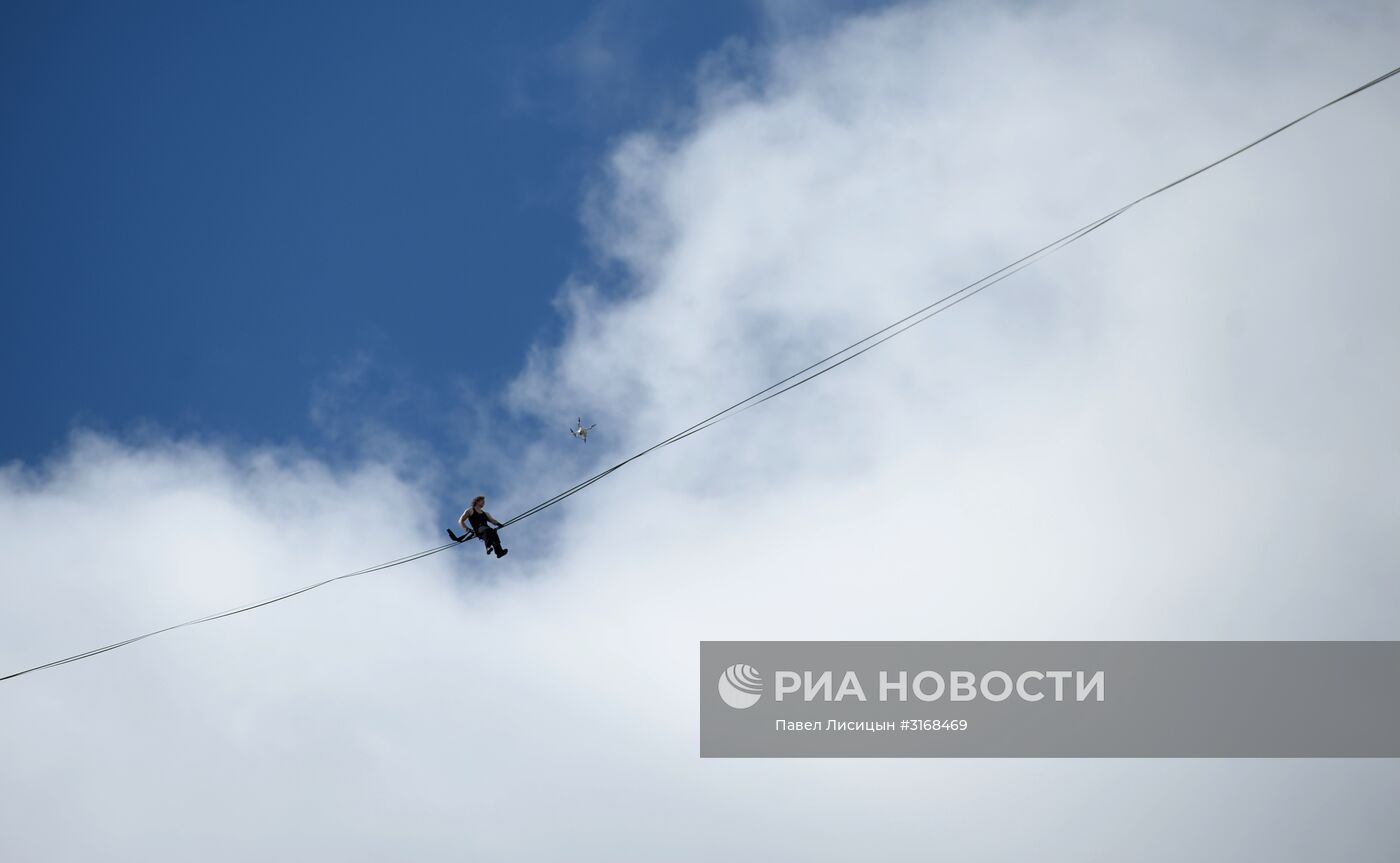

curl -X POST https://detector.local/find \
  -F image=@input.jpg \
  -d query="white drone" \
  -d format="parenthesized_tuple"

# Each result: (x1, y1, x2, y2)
(570, 417, 596, 443)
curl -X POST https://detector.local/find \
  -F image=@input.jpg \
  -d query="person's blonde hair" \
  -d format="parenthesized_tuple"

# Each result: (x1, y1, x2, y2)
(472, 495, 486, 507)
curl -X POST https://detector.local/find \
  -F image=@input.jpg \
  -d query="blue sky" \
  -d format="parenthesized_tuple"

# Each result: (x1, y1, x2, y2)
(4, 2, 1400, 858)
(1, 0, 781, 466)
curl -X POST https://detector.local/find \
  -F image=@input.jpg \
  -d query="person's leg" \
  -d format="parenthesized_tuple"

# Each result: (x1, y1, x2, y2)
(483, 527, 507, 556)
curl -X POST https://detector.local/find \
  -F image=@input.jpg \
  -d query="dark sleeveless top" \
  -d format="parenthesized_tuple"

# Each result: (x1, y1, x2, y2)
(467, 509, 490, 531)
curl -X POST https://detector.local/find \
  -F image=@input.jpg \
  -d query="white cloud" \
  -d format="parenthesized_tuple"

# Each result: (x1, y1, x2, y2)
(4, 1, 1400, 859)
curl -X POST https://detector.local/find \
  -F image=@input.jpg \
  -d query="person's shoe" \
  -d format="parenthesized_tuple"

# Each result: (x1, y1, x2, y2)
(497, 548, 509, 558)
(486, 545, 495, 556)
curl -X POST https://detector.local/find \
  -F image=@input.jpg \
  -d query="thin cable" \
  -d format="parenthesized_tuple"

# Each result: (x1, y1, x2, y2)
(5, 63, 1396, 683)
(1, 542, 459, 682)
(504, 62, 1400, 527)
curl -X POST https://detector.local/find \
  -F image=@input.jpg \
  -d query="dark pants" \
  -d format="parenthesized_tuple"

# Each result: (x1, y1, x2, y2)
(476, 526, 505, 555)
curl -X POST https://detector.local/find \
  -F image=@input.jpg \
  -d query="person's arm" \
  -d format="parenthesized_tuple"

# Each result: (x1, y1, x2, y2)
(484, 510, 503, 528)
(459, 510, 471, 530)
